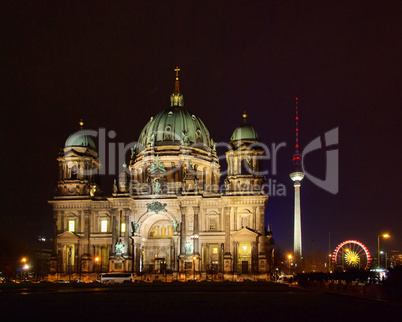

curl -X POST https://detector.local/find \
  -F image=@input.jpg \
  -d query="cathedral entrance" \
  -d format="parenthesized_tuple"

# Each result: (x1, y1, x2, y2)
(155, 258, 167, 273)
(237, 242, 251, 273)
(242, 261, 249, 274)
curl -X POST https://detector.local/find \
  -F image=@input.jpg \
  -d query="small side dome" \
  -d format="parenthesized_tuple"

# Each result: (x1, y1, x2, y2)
(64, 120, 97, 151)
(230, 111, 260, 142)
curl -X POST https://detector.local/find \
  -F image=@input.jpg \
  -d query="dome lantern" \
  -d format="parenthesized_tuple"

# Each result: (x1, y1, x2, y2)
(170, 66, 184, 107)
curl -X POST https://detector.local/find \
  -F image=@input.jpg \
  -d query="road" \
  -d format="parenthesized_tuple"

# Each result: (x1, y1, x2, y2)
(1, 282, 401, 321)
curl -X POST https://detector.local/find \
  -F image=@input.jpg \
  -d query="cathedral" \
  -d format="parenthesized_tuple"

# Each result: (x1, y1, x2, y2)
(48, 68, 273, 280)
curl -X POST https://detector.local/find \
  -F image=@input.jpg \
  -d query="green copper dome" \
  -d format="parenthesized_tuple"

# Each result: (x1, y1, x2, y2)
(65, 132, 97, 150)
(230, 112, 259, 142)
(230, 123, 260, 142)
(65, 121, 97, 150)
(137, 106, 212, 150)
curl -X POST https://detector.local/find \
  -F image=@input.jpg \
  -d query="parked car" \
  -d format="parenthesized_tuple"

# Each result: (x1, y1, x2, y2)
(277, 275, 294, 284)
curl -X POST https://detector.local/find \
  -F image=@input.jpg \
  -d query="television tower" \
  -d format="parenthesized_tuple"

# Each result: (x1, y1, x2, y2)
(290, 97, 304, 260)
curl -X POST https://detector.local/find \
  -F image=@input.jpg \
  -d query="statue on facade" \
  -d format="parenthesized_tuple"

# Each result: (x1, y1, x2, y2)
(115, 240, 125, 255)
(131, 221, 139, 234)
(150, 155, 166, 173)
(154, 179, 161, 194)
(113, 179, 118, 193)
(182, 130, 189, 145)
(146, 201, 167, 214)
(172, 221, 179, 233)
(131, 146, 136, 159)
(185, 242, 192, 254)
(211, 139, 216, 153)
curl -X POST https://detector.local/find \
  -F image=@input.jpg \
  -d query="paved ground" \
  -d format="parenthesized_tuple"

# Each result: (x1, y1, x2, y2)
(1, 282, 401, 321)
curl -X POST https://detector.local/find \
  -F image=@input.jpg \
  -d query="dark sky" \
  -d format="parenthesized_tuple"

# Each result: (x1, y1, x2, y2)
(1, 1, 401, 259)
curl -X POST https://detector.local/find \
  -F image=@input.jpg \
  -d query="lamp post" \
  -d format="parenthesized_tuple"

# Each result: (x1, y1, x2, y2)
(288, 254, 292, 272)
(21, 258, 28, 280)
(193, 256, 196, 280)
(191, 234, 198, 280)
(328, 254, 332, 272)
(94, 256, 100, 279)
(377, 234, 390, 268)
(68, 246, 72, 282)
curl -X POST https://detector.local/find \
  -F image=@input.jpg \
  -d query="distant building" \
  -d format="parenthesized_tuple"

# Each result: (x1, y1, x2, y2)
(48, 69, 273, 280)
(388, 250, 402, 268)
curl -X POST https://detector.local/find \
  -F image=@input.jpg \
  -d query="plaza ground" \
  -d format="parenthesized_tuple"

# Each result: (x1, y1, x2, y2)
(1, 282, 401, 321)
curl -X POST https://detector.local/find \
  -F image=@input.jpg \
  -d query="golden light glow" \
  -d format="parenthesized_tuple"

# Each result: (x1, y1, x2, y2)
(345, 252, 359, 266)
(174, 66, 180, 80)
(193, 256, 196, 260)
(95, 256, 100, 262)
(212, 247, 218, 254)
(121, 223, 126, 233)
(288, 254, 292, 260)
(383, 234, 390, 238)
(21, 258, 27, 263)
(68, 220, 75, 232)
(101, 220, 108, 232)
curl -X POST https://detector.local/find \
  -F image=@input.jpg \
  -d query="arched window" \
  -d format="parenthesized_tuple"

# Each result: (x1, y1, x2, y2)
(209, 218, 217, 231)
(71, 165, 78, 180)
(241, 216, 249, 228)
(207, 214, 219, 231)
(164, 125, 172, 140)
(188, 218, 194, 231)
(195, 129, 203, 143)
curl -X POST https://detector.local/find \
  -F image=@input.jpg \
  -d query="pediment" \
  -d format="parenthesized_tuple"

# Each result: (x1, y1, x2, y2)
(232, 227, 259, 239)
(63, 150, 82, 158)
(58, 231, 80, 242)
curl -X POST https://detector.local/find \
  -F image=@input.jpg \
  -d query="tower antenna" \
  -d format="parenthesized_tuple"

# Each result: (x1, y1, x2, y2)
(290, 97, 305, 262)
(293, 97, 301, 170)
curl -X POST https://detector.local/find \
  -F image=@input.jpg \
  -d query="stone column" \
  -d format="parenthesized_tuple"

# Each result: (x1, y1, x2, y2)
(83, 210, 90, 254)
(252, 207, 257, 230)
(224, 207, 231, 255)
(223, 207, 232, 273)
(251, 241, 258, 274)
(111, 209, 118, 257)
(172, 236, 180, 272)
(193, 206, 200, 255)
(233, 207, 238, 231)
(179, 206, 187, 255)
(123, 209, 130, 256)
(233, 241, 238, 273)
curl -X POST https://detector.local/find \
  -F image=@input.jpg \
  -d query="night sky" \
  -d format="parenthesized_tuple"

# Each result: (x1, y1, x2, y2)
(1, 1, 401, 258)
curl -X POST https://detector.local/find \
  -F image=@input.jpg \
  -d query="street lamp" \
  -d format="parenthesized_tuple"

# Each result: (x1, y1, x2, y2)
(328, 254, 332, 272)
(193, 256, 196, 280)
(288, 254, 292, 269)
(95, 256, 100, 276)
(377, 234, 390, 268)
(191, 234, 199, 280)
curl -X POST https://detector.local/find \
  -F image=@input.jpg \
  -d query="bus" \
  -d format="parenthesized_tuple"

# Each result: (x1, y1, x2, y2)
(100, 273, 134, 284)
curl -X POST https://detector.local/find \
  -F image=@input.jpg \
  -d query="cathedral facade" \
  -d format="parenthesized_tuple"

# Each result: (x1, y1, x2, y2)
(48, 69, 272, 280)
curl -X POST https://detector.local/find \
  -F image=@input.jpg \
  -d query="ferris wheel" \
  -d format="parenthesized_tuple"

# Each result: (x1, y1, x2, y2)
(332, 240, 371, 270)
